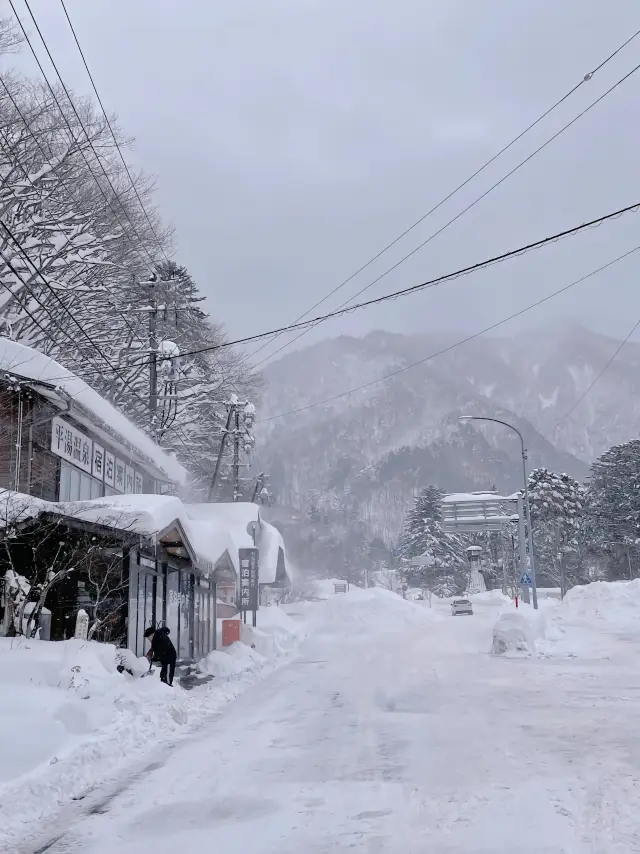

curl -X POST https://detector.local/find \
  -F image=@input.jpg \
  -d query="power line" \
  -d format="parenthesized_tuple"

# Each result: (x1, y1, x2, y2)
(0, 217, 151, 414)
(57, 0, 171, 266)
(255, 243, 640, 423)
(0, 33, 217, 476)
(534, 316, 640, 447)
(0, 233, 209, 472)
(160, 199, 640, 363)
(248, 28, 640, 366)
(9, 0, 159, 272)
(0, 86, 150, 356)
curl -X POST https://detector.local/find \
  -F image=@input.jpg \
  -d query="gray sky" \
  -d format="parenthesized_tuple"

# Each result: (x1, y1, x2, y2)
(8, 0, 640, 358)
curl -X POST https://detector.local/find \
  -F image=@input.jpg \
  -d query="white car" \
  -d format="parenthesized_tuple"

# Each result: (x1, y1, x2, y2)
(451, 598, 473, 616)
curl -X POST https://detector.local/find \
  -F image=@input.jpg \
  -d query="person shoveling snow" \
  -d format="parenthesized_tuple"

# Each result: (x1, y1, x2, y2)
(144, 626, 177, 686)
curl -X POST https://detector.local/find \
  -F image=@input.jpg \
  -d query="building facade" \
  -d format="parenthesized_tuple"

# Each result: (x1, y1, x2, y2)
(0, 341, 227, 662)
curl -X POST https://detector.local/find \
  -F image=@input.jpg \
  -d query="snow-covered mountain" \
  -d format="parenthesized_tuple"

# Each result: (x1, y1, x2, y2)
(258, 324, 640, 544)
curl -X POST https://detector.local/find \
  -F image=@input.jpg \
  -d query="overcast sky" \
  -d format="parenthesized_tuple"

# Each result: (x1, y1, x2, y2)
(7, 0, 640, 359)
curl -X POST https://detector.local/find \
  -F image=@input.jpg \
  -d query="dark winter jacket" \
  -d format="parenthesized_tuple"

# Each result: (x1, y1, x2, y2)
(150, 626, 177, 662)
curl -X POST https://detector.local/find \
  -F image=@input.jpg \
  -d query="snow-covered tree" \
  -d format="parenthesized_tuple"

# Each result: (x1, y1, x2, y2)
(0, 29, 260, 496)
(397, 486, 466, 596)
(585, 440, 640, 580)
(528, 468, 585, 586)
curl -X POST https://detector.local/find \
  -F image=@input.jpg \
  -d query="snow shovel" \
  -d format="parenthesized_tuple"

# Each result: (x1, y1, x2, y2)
(140, 658, 155, 678)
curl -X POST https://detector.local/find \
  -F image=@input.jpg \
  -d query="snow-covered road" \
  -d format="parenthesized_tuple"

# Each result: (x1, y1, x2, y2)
(19, 591, 640, 853)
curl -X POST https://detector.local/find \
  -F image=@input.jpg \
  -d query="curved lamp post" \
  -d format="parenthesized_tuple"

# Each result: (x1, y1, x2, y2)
(459, 415, 538, 609)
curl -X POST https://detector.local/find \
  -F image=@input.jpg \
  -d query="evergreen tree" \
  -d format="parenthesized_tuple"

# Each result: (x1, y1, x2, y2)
(397, 486, 466, 596)
(528, 468, 585, 586)
(585, 440, 640, 579)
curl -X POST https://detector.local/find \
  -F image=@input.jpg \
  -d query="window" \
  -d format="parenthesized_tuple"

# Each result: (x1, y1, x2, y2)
(79, 472, 92, 501)
(59, 462, 72, 502)
(90, 478, 103, 499)
(69, 466, 81, 501)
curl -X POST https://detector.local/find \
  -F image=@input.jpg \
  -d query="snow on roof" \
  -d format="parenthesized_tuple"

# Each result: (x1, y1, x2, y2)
(187, 517, 240, 575)
(443, 492, 515, 503)
(62, 495, 233, 571)
(0, 488, 292, 586)
(259, 519, 287, 585)
(185, 503, 290, 586)
(56, 494, 185, 536)
(0, 338, 186, 484)
(0, 492, 225, 572)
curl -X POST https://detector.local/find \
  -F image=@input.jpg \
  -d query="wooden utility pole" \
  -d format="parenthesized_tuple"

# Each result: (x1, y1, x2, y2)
(147, 274, 158, 438)
(208, 402, 235, 501)
(232, 404, 241, 501)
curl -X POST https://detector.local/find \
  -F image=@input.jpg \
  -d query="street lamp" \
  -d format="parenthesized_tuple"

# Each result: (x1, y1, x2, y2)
(459, 415, 538, 609)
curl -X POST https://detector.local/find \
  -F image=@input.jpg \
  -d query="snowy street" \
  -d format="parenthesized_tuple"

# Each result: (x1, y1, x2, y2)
(17, 590, 640, 854)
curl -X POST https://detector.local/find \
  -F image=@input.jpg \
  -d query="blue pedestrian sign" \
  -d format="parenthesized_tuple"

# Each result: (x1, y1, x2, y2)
(520, 572, 532, 585)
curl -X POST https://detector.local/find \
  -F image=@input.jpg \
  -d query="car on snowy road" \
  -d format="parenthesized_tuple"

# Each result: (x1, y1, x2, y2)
(450, 598, 473, 616)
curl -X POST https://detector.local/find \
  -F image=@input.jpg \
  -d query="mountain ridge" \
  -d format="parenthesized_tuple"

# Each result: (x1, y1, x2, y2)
(257, 324, 638, 545)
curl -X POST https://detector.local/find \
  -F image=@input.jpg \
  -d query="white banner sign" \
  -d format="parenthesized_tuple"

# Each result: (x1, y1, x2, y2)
(114, 459, 126, 493)
(51, 416, 92, 474)
(92, 443, 105, 481)
(52, 415, 145, 494)
(104, 451, 115, 488)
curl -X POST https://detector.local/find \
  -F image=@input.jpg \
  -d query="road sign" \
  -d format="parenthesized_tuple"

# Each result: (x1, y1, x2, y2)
(238, 548, 259, 612)
(520, 572, 532, 585)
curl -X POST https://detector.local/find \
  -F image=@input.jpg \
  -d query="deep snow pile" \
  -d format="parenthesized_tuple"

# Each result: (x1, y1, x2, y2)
(491, 602, 548, 655)
(537, 579, 640, 659)
(292, 581, 441, 636)
(0, 605, 305, 851)
(491, 580, 640, 658)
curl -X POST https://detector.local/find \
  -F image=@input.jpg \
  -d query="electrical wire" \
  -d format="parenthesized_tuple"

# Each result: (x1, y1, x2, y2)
(0, 218, 151, 414)
(247, 28, 640, 366)
(0, 90, 150, 356)
(532, 315, 640, 447)
(9, 0, 160, 272)
(57, 0, 171, 266)
(157, 199, 640, 363)
(255, 243, 640, 423)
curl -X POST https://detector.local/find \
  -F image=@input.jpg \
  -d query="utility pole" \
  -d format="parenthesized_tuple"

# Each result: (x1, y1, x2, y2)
(233, 404, 241, 502)
(147, 274, 158, 439)
(252, 472, 265, 503)
(208, 403, 235, 501)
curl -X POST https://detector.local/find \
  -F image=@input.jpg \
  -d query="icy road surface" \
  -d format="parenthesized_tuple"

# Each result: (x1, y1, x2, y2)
(22, 592, 640, 853)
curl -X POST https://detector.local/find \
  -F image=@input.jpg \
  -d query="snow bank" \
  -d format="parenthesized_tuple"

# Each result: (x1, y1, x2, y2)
(468, 589, 512, 606)
(0, 605, 306, 851)
(562, 578, 640, 620)
(309, 584, 440, 634)
(536, 580, 640, 659)
(491, 581, 640, 659)
(491, 603, 548, 655)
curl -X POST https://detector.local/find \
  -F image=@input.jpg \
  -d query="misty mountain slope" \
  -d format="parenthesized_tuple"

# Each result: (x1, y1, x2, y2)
(261, 324, 640, 462)
(257, 325, 629, 545)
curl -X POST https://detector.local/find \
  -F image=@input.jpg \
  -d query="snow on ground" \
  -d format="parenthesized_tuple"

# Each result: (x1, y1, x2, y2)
(6, 580, 640, 853)
(492, 579, 640, 659)
(0, 605, 305, 852)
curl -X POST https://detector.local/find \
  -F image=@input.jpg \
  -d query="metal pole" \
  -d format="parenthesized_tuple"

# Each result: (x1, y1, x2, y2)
(559, 551, 566, 600)
(516, 494, 530, 604)
(519, 436, 538, 609)
(459, 415, 538, 609)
